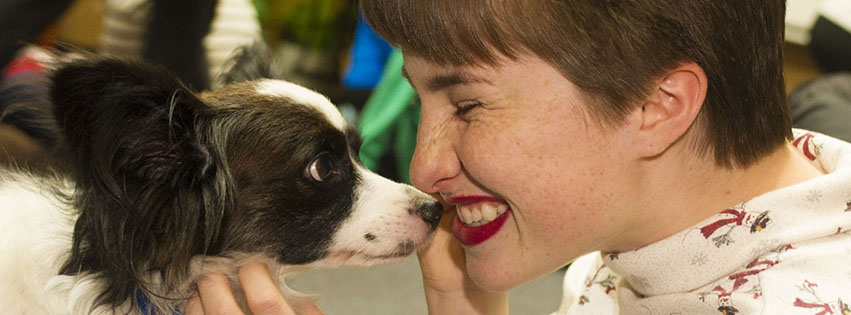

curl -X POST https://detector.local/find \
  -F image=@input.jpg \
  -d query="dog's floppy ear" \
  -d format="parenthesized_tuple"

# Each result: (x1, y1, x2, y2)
(52, 56, 213, 184)
(51, 57, 227, 308)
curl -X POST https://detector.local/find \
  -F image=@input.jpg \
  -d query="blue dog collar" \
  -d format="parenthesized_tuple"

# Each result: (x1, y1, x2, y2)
(136, 292, 184, 315)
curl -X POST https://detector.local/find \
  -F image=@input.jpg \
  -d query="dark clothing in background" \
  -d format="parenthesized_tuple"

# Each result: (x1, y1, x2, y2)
(144, 0, 219, 91)
(790, 14, 851, 143)
(809, 16, 851, 73)
(0, 0, 75, 70)
(790, 72, 851, 143)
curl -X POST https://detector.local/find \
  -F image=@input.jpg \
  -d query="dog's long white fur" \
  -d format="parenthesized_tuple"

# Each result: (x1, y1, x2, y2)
(0, 170, 315, 313)
(0, 170, 89, 313)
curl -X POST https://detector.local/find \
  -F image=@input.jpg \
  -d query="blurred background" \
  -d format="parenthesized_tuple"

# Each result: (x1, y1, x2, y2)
(1, 0, 849, 313)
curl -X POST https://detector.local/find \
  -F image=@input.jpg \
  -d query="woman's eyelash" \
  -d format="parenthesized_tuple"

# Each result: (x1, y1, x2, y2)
(454, 101, 482, 116)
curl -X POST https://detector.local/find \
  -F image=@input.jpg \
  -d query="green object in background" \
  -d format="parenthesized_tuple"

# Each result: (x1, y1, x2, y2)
(357, 50, 420, 184)
(251, 0, 267, 23)
(260, 0, 354, 53)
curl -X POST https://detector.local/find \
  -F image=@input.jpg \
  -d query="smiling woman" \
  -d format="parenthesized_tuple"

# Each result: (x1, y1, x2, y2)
(402, 50, 641, 293)
(360, 0, 851, 314)
(193, 1, 851, 314)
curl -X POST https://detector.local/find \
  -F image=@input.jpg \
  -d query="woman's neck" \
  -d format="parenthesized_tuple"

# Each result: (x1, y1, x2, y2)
(612, 142, 824, 252)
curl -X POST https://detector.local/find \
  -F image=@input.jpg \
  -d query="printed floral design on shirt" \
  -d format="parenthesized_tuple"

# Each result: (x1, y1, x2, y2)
(699, 204, 771, 247)
(691, 252, 709, 266)
(698, 257, 781, 313)
(793, 280, 851, 315)
(793, 132, 821, 161)
(577, 264, 618, 306)
(807, 189, 824, 203)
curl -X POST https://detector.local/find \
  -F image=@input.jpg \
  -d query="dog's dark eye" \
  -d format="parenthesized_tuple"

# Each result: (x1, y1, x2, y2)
(307, 153, 336, 182)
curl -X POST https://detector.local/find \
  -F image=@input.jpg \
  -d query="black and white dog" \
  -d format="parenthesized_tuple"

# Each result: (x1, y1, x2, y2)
(0, 50, 441, 313)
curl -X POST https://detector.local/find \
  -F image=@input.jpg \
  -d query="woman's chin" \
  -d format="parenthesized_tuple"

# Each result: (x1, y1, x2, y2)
(466, 264, 526, 292)
(466, 254, 560, 292)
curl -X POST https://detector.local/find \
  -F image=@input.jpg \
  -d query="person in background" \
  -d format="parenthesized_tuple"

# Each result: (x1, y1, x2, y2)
(99, 0, 261, 90)
(191, 1, 851, 314)
(0, 0, 261, 91)
(1, 0, 261, 169)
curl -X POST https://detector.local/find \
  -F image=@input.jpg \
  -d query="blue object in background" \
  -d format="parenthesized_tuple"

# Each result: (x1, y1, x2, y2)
(342, 14, 393, 90)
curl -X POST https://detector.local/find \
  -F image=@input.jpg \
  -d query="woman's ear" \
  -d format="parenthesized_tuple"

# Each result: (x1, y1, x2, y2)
(631, 62, 708, 157)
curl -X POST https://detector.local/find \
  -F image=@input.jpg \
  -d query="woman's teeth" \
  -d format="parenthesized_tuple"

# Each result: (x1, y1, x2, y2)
(458, 204, 508, 226)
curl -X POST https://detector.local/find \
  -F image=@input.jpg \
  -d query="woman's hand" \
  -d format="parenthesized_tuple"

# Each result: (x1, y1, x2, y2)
(185, 262, 324, 315)
(417, 199, 509, 315)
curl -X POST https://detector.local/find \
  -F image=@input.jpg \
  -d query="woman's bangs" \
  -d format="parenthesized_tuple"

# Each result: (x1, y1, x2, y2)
(362, 0, 521, 66)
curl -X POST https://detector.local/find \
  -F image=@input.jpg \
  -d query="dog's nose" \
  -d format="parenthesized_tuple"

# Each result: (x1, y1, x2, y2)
(415, 199, 443, 229)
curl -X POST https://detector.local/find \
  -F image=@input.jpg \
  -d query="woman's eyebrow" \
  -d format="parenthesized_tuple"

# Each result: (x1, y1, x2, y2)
(401, 67, 492, 92)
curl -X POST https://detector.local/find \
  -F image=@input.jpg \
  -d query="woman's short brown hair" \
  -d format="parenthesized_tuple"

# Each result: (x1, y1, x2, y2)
(362, 0, 792, 168)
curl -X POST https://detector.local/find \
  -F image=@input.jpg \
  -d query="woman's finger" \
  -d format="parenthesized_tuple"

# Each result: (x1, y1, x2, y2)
(292, 301, 326, 315)
(238, 262, 297, 315)
(184, 293, 204, 315)
(196, 272, 244, 315)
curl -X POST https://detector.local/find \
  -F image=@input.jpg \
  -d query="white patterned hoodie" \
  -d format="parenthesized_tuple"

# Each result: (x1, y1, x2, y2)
(554, 129, 851, 315)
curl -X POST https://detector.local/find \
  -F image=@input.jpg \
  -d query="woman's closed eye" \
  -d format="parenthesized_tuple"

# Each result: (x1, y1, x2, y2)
(453, 101, 483, 118)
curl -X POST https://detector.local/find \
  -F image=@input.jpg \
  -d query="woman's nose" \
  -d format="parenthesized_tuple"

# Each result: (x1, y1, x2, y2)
(409, 109, 461, 194)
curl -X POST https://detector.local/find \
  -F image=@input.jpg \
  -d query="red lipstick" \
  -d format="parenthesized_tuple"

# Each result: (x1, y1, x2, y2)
(446, 196, 511, 246)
